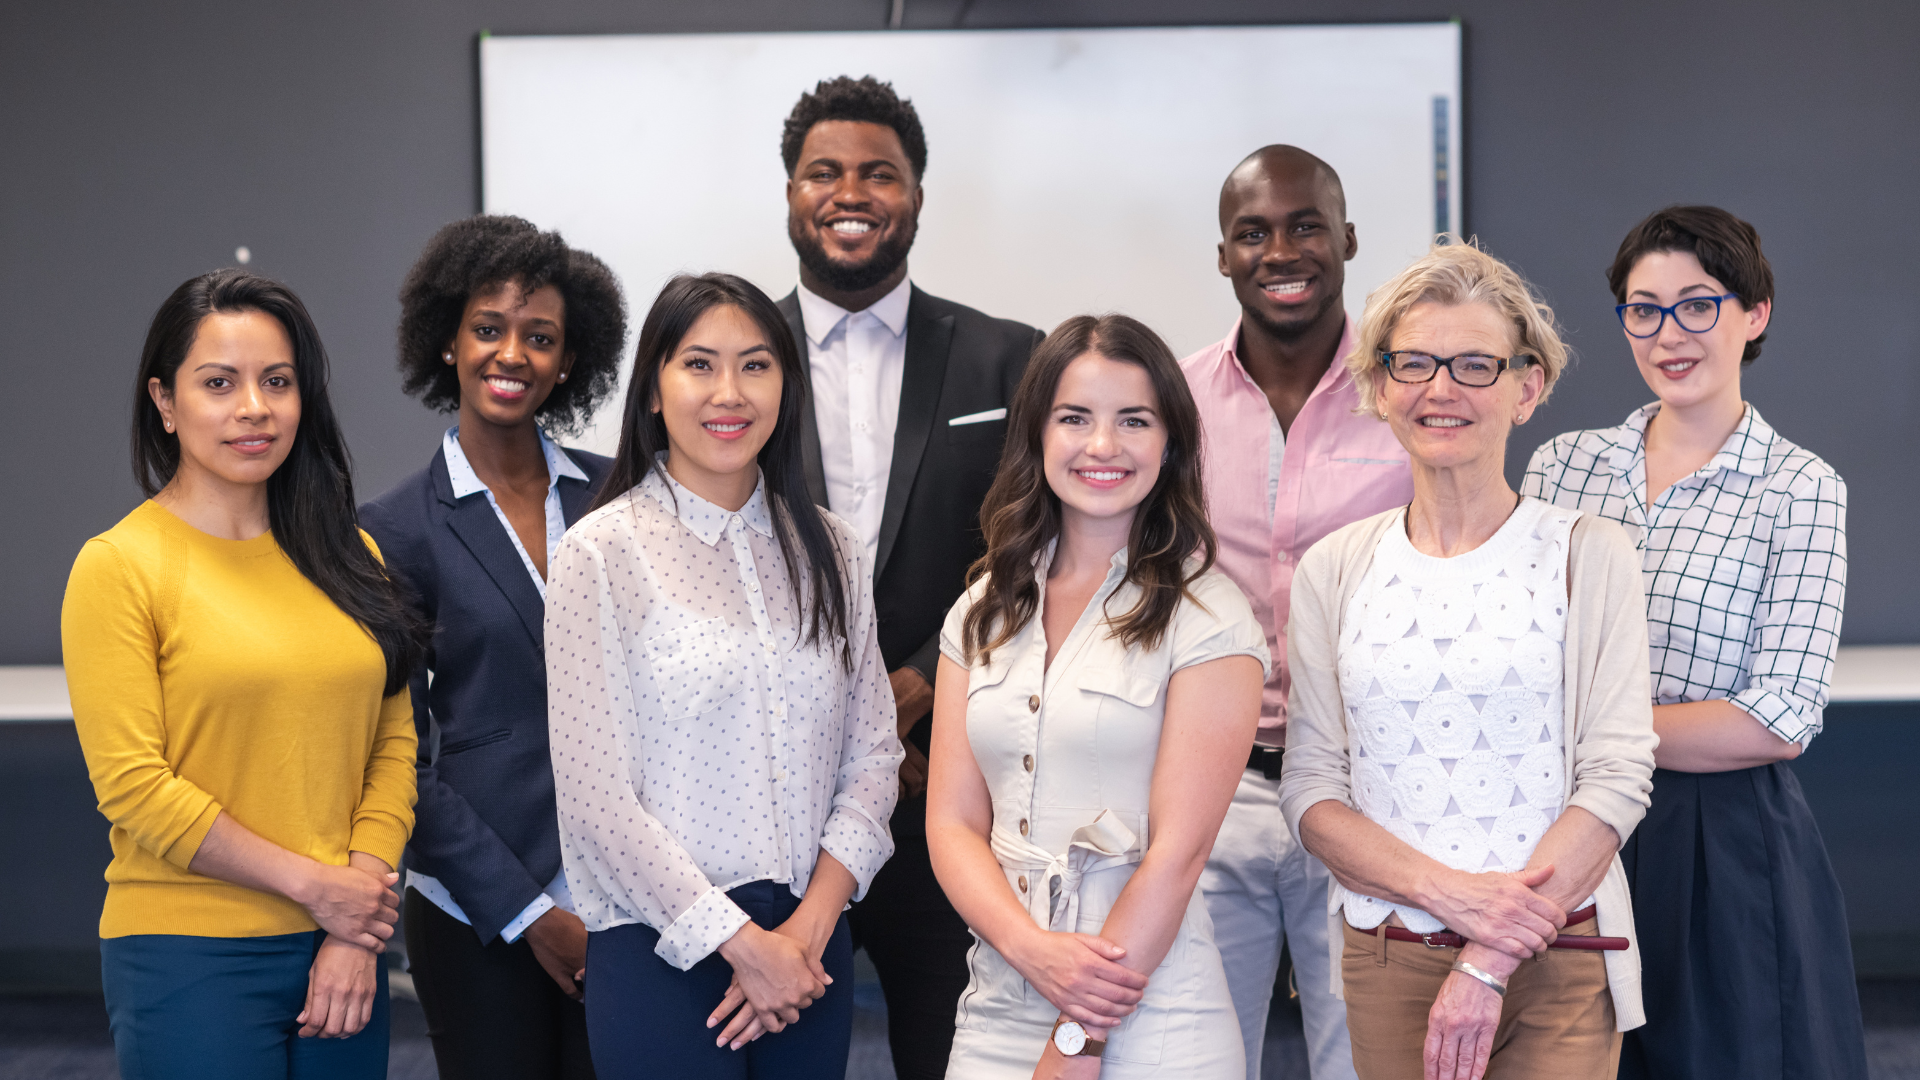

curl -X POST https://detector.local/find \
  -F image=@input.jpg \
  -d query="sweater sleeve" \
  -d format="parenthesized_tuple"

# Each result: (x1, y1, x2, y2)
(1278, 540, 1358, 841)
(1564, 517, 1659, 847)
(349, 687, 418, 870)
(62, 539, 223, 870)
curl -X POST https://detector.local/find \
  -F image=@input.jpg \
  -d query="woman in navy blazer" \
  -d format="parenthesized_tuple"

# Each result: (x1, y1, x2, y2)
(359, 215, 627, 1080)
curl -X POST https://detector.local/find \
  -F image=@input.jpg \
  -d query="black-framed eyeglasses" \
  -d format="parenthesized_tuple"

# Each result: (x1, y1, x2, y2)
(1379, 351, 1535, 388)
(1614, 293, 1739, 338)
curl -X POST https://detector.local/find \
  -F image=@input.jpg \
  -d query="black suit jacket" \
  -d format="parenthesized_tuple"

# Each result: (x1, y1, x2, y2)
(358, 444, 611, 943)
(779, 285, 1040, 738)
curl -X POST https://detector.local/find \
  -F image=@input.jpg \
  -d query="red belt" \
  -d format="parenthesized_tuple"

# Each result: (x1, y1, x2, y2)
(1376, 905, 1628, 951)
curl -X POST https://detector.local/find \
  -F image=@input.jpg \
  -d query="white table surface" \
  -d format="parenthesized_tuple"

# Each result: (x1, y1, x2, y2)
(4, 647, 1916, 720)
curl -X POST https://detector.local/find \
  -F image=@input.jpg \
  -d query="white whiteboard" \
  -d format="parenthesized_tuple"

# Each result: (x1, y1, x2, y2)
(481, 25, 1461, 453)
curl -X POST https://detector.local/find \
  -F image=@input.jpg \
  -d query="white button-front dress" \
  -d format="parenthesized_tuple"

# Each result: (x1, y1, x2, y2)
(939, 548, 1269, 1078)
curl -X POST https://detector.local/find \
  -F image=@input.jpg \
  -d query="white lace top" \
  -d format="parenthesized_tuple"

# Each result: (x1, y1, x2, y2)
(1336, 497, 1583, 933)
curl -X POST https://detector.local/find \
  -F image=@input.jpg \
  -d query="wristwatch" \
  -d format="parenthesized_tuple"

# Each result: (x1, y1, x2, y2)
(1050, 1018, 1106, 1058)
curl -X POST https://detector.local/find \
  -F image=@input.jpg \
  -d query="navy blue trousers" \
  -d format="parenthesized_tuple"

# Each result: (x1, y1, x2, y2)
(584, 880, 853, 1080)
(100, 930, 389, 1080)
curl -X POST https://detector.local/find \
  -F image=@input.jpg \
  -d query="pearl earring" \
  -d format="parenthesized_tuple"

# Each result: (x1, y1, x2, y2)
(558, 372, 568, 383)
(443, 352, 452, 361)
(164, 421, 173, 432)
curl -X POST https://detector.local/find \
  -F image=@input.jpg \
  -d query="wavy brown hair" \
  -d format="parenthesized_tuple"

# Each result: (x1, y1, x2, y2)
(961, 314, 1216, 664)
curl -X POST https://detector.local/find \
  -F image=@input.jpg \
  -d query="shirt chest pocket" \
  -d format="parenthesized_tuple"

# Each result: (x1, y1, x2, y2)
(642, 616, 751, 722)
(1076, 666, 1165, 767)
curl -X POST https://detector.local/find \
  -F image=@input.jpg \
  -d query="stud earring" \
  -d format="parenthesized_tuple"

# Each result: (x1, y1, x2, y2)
(164, 421, 173, 432)
(443, 352, 452, 361)
(558, 372, 568, 383)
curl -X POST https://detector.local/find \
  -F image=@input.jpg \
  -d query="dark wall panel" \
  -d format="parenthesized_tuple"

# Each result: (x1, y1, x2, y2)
(3, 0, 1915, 664)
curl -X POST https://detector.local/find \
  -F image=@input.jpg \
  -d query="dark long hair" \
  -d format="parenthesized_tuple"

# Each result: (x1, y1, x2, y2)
(133, 269, 425, 695)
(962, 314, 1216, 664)
(591, 273, 851, 665)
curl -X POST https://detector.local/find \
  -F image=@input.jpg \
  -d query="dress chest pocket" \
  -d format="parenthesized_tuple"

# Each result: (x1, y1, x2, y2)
(642, 616, 750, 722)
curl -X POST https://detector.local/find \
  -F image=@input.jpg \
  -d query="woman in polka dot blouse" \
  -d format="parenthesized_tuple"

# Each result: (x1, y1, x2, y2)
(543, 274, 903, 1080)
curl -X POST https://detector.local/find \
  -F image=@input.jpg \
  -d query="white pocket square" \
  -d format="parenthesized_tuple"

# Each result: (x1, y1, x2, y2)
(948, 408, 1008, 426)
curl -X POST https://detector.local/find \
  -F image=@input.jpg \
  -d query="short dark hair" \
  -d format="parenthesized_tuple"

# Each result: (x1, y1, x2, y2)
(781, 76, 927, 182)
(1607, 205, 1773, 365)
(397, 215, 627, 432)
(134, 269, 425, 695)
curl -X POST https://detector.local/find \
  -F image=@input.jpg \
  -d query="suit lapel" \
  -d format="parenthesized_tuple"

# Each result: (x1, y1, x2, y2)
(434, 451, 548, 650)
(876, 287, 953, 582)
(777, 291, 830, 507)
(556, 449, 599, 526)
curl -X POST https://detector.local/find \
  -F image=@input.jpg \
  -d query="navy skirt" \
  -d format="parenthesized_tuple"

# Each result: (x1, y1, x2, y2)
(1619, 764, 1868, 1080)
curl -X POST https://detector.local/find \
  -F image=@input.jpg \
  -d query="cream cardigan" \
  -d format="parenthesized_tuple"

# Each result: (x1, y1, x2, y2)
(1277, 504, 1658, 1031)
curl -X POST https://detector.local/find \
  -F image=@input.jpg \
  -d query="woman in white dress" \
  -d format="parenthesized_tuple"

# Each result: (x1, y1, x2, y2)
(926, 314, 1269, 1080)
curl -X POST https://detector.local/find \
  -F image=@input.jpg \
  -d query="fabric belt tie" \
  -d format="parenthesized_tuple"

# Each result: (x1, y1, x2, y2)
(1375, 904, 1628, 951)
(991, 809, 1143, 932)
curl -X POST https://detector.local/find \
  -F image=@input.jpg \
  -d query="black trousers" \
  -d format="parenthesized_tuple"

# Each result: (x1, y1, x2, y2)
(849, 795, 976, 1080)
(404, 887, 596, 1080)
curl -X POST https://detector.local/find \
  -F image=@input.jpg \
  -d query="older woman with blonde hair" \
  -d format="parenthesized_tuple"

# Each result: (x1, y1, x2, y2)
(1277, 239, 1658, 1080)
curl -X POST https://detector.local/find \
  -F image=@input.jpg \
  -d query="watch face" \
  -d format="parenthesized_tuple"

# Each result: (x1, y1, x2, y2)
(1053, 1021, 1087, 1056)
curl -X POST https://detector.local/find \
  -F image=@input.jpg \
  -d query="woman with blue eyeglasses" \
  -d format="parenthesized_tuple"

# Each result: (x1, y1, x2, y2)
(1524, 206, 1867, 1079)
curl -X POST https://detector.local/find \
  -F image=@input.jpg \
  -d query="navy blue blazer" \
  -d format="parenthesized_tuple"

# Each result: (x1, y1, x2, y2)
(359, 444, 610, 942)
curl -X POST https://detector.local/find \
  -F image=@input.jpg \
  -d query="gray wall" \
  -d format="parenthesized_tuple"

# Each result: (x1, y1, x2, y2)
(3, 0, 1916, 664)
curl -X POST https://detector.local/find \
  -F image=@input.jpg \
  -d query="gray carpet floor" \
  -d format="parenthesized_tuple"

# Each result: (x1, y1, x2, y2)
(3, 974, 1915, 1079)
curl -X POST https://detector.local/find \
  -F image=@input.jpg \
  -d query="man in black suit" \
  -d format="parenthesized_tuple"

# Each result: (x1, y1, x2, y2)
(775, 76, 1040, 1080)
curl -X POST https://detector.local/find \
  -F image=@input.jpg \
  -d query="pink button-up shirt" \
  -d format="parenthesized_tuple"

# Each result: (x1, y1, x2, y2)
(1181, 317, 1415, 736)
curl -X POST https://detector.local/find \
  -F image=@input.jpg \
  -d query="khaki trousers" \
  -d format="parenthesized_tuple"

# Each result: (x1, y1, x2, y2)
(1339, 917, 1620, 1080)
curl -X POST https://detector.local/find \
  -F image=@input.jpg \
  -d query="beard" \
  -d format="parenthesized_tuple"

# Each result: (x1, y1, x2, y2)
(789, 215, 917, 294)
(1243, 287, 1342, 342)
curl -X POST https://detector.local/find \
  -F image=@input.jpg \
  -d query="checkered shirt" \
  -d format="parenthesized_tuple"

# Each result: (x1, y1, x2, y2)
(1522, 403, 1847, 748)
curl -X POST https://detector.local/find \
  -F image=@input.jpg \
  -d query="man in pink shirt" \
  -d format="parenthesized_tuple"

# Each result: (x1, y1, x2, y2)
(1181, 146, 1413, 1080)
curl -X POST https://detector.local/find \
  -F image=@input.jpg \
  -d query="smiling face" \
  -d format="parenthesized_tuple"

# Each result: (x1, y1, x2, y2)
(786, 120, 922, 296)
(149, 309, 301, 492)
(1621, 249, 1768, 415)
(653, 304, 783, 508)
(1379, 300, 1543, 474)
(1218, 152, 1357, 339)
(1042, 353, 1168, 533)
(447, 280, 570, 432)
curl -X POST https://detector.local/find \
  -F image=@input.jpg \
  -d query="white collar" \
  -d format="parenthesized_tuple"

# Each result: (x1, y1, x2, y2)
(442, 426, 586, 500)
(639, 464, 776, 548)
(794, 276, 913, 347)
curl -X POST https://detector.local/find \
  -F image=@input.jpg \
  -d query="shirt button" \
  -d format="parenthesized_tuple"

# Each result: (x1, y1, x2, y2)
(1028, 695, 1040, 713)
(1023, 754, 1034, 772)
(1019, 818, 1029, 836)
(1018, 877, 1028, 893)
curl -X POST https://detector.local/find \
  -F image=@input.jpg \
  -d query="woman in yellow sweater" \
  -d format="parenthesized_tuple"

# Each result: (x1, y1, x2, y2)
(62, 269, 423, 1080)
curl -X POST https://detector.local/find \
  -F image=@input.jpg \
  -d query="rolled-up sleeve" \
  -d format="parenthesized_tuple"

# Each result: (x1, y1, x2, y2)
(1278, 542, 1357, 842)
(63, 540, 224, 870)
(818, 539, 902, 901)
(545, 532, 750, 970)
(1728, 469, 1846, 749)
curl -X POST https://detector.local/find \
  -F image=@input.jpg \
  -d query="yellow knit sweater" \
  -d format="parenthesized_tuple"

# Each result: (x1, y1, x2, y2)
(61, 500, 416, 939)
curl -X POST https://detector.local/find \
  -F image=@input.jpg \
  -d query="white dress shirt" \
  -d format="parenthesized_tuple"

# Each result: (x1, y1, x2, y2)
(406, 426, 586, 943)
(545, 466, 903, 969)
(796, 277, 912, 566)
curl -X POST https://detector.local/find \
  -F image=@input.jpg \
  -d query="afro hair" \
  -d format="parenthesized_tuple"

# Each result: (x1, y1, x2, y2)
(781, 75, 928, 182)
(396, 215, 627, 434)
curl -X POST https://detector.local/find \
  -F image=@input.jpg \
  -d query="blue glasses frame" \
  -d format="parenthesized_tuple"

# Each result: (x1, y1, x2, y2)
(1614, 293, 1740, 338)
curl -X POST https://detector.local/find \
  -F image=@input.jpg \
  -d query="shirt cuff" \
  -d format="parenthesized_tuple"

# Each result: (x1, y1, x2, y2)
(160, 799, 224, 871)
(499, 892, 557, 944)
(1729, 687, 1821, 748)
(654, 886, 752, 971)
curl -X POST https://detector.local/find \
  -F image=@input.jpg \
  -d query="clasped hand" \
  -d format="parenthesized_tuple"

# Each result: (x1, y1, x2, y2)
(1006, 927, 1148, 1032)
(1422, 864, 1565, 961)
(706, 919, 833, 1051)
(297, 861, 400, 953)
